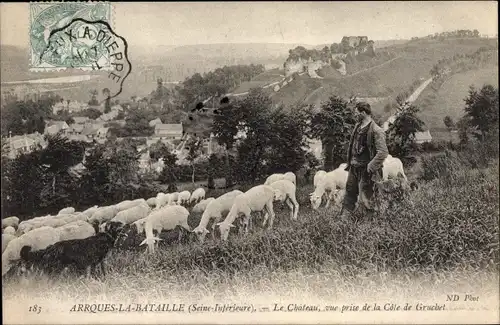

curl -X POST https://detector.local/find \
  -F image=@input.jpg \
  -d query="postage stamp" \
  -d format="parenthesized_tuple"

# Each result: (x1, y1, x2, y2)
(29, 2, 112, 71)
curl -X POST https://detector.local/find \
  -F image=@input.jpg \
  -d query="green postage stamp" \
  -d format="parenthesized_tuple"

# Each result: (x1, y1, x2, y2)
(29, 2, 113, 71)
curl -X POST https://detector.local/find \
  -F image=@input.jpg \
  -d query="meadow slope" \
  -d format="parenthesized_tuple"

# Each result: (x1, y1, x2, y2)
(3, 155, 499, 318)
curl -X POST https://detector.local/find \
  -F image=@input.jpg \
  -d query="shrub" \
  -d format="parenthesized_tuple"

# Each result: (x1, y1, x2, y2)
(419, 149, 462, 181)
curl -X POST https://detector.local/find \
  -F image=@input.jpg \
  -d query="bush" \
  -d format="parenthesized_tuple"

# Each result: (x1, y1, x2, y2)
(419, 149, 462, 181)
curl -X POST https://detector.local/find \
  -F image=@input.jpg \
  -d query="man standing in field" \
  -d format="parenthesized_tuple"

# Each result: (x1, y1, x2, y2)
(339, 102, 389, 219)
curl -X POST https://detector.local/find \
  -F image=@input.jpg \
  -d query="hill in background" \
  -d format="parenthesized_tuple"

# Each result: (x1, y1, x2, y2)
(268, 38, 498, 115)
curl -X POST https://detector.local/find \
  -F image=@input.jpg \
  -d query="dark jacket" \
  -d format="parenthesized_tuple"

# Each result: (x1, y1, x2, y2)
(345, 120, 388, 174)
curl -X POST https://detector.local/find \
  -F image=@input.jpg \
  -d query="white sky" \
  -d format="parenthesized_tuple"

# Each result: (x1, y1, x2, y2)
(1, 1, 498, 48)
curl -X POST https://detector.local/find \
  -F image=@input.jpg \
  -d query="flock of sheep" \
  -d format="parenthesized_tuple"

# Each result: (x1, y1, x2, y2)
(1, 155, 409, 279)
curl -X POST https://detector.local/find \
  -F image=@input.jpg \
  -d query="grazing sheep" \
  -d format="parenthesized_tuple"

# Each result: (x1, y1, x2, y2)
(266, 179, 300, 222)
(264, 172, 297, 185)
(114, 218, 147, 249)
(310, 164, 348, 210)
(140, 205, 191, 253)
(167, 192, 179, 205)
(191, 197, 215, 214)
(115, 199, 147, 213)
(383, 155, 408, 181)
(146, 197, 157, 207)
(189, 188, 206, 204)
(314, 170, 327, 187)
(3, 226, 16, 235)
(217, 185, 275, 241)
(87, 205, 119, 226)
(192, 191, 243, 243)
(58, 207, 75, 215)
(81, 206, 99, 219)
(19, 225, 121, 278)
(2, 226, 61, 276)
(57, 220, 96, 242)
(177, 190, 191, 205)
(2, 217, 20, 229)
(155, 193, 170, 209)
(2, 234, 16, 254)
(283, 172, 297, 185)
(106, 203, 151, 234)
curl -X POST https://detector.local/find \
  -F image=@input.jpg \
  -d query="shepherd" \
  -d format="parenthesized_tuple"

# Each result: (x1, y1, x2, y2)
(339, 102, 389, 219)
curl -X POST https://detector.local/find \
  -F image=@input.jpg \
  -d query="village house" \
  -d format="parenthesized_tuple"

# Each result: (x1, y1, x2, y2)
(44, 120, 69, 135)
(7, 132, 46, 159)
(149, 118, 163, 127)
(154, 123, 183, 140)
(64, 124, 85, 136)
(72, 116, 89, 125)
(96, 127, 111, 140)
(412, 130, 433, 144)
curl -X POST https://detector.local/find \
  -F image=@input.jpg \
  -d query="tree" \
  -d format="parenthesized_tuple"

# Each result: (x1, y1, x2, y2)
(185, 136, 203, 185)
(233, 88, 275, 183)
(265, 105, 311, 175)
(463, 84, 499, 142)
(308, 96, 356, 171)
(89, 90, 99, 106)
(386, 103, 426, 157)
(38, 134, 85, 207)
(149, 140, 172, 162)
(103, 88, 111, 113)
(212, 96, 240, 187)
(443, 115, 455, 141)
(80, 108, 102, 120)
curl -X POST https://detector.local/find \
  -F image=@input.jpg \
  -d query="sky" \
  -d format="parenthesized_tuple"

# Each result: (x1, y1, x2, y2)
(1, 1, 498, 48)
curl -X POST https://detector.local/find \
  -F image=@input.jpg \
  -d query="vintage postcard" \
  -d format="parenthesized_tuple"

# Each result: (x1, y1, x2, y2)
(1, 1, 499, 324)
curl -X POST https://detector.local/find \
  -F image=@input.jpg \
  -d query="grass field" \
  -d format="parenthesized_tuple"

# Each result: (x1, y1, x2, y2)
(415, 68, 499, 132)
(3, 150, 499, 323)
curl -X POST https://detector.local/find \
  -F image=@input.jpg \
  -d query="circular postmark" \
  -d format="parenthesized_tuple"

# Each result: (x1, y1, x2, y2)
(41, 18, 132, 99)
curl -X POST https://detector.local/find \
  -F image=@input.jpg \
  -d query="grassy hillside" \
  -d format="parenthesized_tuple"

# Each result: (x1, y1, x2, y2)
(415, 68, 499, 141)
(4, 154, 499, 321)
(270, 38, 498, 109)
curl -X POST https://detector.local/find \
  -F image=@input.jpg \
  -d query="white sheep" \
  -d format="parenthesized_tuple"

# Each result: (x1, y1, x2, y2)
(2, 226, 61, 276)
(265, 179, 300, 222)
(313, 170, 327, 187)
(109, 203, 151, 226)
(284, 172, 297, 185)
(139, 205, 191, 253)
(3, 226, 16, 235)
(264, 172, 297, 185)
(177, 190, 191, 205)
(87, 205, 119, 225)
(81, 206, 99, 219)
(132, 218, 147, 235)
(2, 216, 20, 229)
(217, 185, 276, 241)
(115, 199, 147, 212)
(57, 220, 96, 241)
(146, 197, 157, 207)
(309, 164, 348, 210)
(167, 192, 179, 205)
(191, 197, 215, 214)
(189, 188, 206, 204)
(155, 193, 170, 210)
(58, 207, 75, 215)
(192, 191, 243, 243)
(383, 155, 408, 181)
(2, 234, 16, 254)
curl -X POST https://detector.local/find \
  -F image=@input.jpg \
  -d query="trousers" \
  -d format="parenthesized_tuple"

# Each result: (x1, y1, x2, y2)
(342, 165, 381, 213)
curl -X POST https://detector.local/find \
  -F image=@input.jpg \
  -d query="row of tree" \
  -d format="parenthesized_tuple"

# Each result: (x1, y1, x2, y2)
(413, 29, 481, 41)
